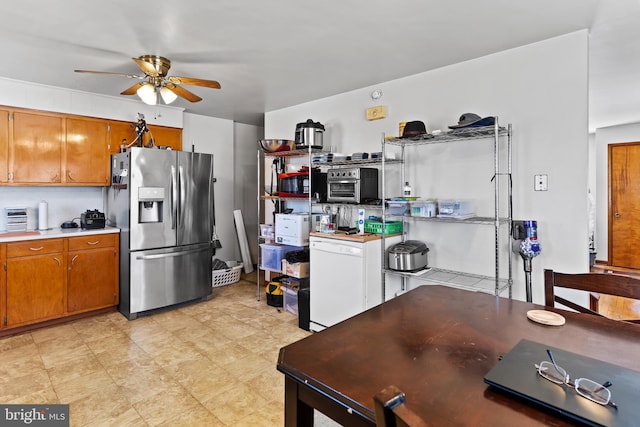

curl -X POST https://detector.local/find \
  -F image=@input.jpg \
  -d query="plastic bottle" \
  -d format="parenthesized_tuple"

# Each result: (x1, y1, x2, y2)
(403, 182, 412, 197)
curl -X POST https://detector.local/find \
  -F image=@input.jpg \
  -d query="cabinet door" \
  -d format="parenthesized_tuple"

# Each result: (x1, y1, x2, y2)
(6, 253, 65, 327)
(0, 109, 8, 183)
(11, 111, 63, 184)
(0, 244, 5, 329)
(65, 117, 110, 185)
(108, 120, 137, 155)
(147, 125, 182, 150)
(68, 247, 117, 313)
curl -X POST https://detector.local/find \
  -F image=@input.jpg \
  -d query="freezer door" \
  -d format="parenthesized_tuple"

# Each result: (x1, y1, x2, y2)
(177, 151, 214, 246)
(128, 243, 212, 316)
(130, 148, 177, 250)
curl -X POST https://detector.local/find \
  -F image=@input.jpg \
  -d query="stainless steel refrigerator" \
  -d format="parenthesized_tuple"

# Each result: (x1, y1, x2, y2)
(107, 147, 214, 319)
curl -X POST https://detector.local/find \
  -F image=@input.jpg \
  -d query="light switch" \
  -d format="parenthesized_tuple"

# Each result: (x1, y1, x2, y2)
(534, 174, 548, 191)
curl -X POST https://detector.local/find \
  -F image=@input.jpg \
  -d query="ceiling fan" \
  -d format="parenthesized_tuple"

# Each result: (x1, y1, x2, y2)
(75, 55, 221, 105)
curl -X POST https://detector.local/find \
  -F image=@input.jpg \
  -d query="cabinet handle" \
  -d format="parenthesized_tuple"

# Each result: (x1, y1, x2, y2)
(86, 240, 100, 245)
(53, 257, 61, 267)
(29, 247, 44, 251)
(52, 173, 59, 182)
(68, 171, 75, 181)
(71, 255, 78, 266)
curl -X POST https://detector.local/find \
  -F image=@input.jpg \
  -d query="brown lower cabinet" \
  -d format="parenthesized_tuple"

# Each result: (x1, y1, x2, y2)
(1, 233, 119, 332)
(67, 234, 119, 314)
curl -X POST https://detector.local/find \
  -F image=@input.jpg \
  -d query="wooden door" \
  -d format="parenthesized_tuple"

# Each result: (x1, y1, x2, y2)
(6, 254, 65, 327)
(65, 117, 110, 185)
(11, 111, 63, 184)
(108, 120, 137, 155)
(0, 244, 5, 329)
(67, 234, 118, 313)
(609, 142, 640, 268)
(147, 125, 182, 150)
(68, 248, 117, 313)
(0, 109, 8, 183)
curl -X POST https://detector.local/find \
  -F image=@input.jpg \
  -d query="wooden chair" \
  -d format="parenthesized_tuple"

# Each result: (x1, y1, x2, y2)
(374, 385, 429, 427)
(544, 269, 640, 324)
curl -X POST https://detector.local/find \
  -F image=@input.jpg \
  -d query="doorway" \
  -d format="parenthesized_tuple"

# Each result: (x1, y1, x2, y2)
(609, 142, 640, 268)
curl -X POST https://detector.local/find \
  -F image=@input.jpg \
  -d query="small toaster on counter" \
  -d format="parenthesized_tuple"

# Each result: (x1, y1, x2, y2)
(81, 209, 106, 230)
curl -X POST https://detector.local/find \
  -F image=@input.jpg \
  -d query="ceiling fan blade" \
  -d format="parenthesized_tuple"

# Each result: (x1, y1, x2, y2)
(132, 57, 160, 77)
(167, 76, 221, 89)
(165, 83, 202, 102)
(75, 69, 144, 79)
(120, 82, 146, 96)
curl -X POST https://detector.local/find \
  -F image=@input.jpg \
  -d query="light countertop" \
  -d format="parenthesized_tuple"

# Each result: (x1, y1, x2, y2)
(310, 231, 400, 243)
(0, 226, 120, 243)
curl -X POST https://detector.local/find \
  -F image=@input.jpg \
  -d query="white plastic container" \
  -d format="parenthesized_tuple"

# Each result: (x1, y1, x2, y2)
(387, 201, 410, 216)
(437, 199, 474, 217)
(410, 200, 437, 217)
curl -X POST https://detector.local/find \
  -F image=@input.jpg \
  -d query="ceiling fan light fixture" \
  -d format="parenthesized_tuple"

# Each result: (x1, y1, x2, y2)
(160, 86, 178, 104)
(137, 83, 157, 105)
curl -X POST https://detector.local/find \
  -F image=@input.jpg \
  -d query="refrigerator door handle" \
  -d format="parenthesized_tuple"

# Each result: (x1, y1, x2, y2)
(178, 164, 185, 227)
(136, 247, 209, 260)
(171, 165, 177, 229)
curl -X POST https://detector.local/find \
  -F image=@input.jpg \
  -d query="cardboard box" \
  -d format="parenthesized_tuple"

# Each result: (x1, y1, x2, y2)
(281, 259, 310, 278)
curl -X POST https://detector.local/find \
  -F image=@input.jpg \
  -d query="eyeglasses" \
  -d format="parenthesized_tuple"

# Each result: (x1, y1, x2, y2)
(535, 349, 618, 410)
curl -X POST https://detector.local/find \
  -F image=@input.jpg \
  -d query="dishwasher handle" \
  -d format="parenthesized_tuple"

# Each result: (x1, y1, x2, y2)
(310, 241, 363, 256)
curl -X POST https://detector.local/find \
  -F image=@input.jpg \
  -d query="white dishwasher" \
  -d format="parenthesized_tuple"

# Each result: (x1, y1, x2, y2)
(309, 234, 401, 331)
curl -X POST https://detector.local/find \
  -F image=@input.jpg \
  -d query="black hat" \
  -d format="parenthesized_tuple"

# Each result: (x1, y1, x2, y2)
(448, 113, 495, 129)
(402, 121, 427, 137)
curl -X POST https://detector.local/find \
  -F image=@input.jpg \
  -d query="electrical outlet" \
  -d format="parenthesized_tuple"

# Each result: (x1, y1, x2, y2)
(534, 174, 548, 191)
(366, 106, 387, 121)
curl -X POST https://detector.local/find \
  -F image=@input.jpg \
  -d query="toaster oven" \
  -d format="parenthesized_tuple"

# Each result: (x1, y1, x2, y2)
(326, 167, 378, 203)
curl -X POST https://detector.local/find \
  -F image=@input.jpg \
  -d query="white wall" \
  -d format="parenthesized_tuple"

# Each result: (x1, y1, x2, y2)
(182, 113, 236, 261)
(594, 121, 640, 262)
(265, 30, 590, 303)
(234, 123, 264, 262)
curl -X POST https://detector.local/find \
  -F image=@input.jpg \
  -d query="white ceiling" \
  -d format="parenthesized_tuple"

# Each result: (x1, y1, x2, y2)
(0, 0, 636, 130)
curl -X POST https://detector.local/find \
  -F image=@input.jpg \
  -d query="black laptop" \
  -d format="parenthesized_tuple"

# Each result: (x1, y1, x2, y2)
(484, 339, 640, 427)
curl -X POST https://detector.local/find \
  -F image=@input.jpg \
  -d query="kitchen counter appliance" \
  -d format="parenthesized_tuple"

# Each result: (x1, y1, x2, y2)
(107, 147, 215, 319)
(278, 169, 327, 201)
(295, 119, 324, 149)
(387, 240, 429, 272)
(81, 209, 106, 229)
(326, 167, 378, 203)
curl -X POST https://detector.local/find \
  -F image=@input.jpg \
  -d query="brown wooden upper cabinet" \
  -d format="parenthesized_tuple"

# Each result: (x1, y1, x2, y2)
(147, 125, 182, 151)
(0, 106, 182, 186)
(11, 111, 64, 184)
(66, 117, 110, 185)
(0, 109, 8, 184)
(107, 121, 182, 154)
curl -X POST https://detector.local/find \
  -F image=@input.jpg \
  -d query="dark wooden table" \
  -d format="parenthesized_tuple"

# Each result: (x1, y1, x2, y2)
(277, 285, 640, 426)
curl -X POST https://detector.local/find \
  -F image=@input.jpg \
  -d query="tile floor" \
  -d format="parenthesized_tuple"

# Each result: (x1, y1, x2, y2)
(0, 276, 337, 426)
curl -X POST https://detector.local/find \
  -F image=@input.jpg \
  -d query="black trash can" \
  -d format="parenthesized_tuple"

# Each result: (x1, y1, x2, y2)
(298, 287, 310, 331)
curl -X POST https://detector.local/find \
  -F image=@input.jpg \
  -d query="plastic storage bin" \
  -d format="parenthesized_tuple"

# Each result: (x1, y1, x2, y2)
(437, 199, 474, 217)
(410, 200, 437, 217)
(387, 200, 410, 216)
(259, 224, 274, 239)
(282, 285, 299, 316)
(260, 243, 304, 272)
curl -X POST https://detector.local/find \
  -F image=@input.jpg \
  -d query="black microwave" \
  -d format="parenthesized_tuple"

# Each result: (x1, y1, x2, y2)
(278, 170, 327, 201)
